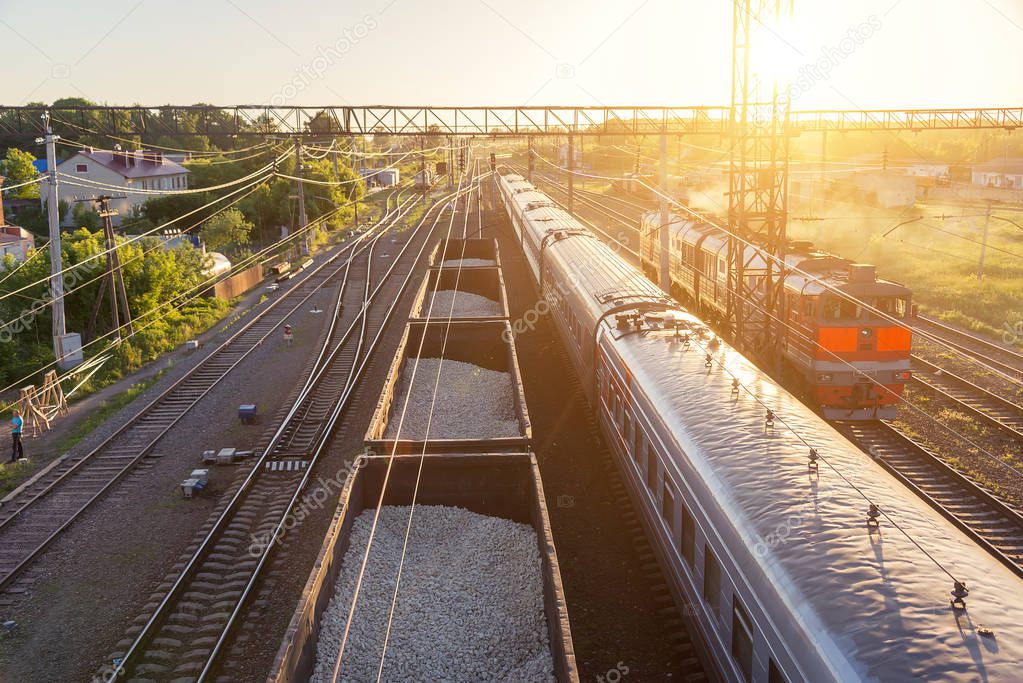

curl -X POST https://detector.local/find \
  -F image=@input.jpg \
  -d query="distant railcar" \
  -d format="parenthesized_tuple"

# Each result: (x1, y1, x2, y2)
(497, 172, 1023, 683)
(639, 211, 912, 420)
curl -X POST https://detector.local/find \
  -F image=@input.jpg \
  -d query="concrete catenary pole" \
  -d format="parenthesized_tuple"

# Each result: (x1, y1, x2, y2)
(978, 202, 991, 280)
(567, 134, 575, 215)
(294, 141, 309, 256)
(349, 136, 359, 229)
(659, 134, 670, 293)
(44, 113, 68, 362)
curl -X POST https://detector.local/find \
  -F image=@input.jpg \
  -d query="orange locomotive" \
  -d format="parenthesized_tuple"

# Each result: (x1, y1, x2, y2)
(641, 213, 912, 420)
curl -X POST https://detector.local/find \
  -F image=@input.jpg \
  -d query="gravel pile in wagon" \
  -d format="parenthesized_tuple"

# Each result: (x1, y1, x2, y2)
(425, 290, 502, 317)
(440, 257, 496, 267)
(311, 505, 555, 682)
(384, 358, 519, 439)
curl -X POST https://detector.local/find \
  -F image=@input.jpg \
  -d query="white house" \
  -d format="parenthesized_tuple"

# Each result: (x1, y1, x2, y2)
(0, 180, 35, 263)
(972, 158, 1023, 189)
(52, 149, 190, 226)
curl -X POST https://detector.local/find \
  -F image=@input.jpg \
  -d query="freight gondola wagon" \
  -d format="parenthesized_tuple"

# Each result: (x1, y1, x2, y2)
(268, 452, 578, 682)
(428, 237, 502, 269)
(409, 265, 510, 322)
(365, 319, 531, 454)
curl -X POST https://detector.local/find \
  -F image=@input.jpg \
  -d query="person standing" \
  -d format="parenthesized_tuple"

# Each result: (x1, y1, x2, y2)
(10, 409, 24, 463)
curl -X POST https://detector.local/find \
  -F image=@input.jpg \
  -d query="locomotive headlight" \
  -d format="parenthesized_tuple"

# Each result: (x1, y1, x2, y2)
(816, 373, 833, 383)
(896, 371, 912, 381)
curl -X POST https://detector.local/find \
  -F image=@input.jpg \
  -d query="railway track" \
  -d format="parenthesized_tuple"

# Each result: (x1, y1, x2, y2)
(0, 189, 415, 594)
(837, 420, 1023, 579)
(510, 166, 643, 259)
(910, 355, 1023, 439)
(914, 315, 1023, 381)
(106, 177, 481, 682)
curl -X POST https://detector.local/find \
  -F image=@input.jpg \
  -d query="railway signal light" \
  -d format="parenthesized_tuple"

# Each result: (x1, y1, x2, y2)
(489, 152, 496, 171)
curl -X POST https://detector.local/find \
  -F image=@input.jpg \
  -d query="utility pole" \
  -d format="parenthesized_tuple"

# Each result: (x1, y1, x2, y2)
(447, 136, 454, 190)
(659, 134, 670, 293)
(419, 136, 426, 200)
(92, 196, 132, 337)
(294, 137, 309, 256)
(978, 202, 991, 280)
(42, 113, 78, 367)
(527, 137, 534, 183)
(567, 134, 575, 215)
(348, 136, 359, 230)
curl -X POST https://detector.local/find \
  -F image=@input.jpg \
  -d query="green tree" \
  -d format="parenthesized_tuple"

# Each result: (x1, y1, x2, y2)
(71, 202, 102, 230)
(201, 208, 253, 254)
(1, 148, 40, 199)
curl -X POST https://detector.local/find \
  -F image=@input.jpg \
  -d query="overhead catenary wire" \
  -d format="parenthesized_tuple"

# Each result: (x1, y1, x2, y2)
(0, 196, 355, 413)
(0, 176, 45, 193)
(0, 178, 270, 338)
(328, 177, 482, 682)
(373, 160, 483, 681)
(525, 150, 1023, 386)
(48, 115, 275, 157)
(0, 168, 280, 307)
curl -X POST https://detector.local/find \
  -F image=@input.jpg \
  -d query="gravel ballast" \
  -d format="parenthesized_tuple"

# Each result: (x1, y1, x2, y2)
(312, 505, 555, 682)
(384, 358, 520, 439)
(440, 258, 496, 267)
(425, 290, 502, 317)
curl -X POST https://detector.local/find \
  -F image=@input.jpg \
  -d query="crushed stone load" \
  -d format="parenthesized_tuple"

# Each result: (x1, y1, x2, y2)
(440, 257, 496, 267)
(384, 358, 520, 439)
(425, 289, 502, 317)
(311, 505, 555, 683)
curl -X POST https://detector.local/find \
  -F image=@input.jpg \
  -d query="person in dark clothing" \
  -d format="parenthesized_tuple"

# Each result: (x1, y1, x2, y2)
(10, 409, 24, 462)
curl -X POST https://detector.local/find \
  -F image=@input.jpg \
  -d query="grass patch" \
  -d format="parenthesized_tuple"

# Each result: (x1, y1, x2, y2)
(788, 202, 1023, 347)
(54, 368, 169, 456)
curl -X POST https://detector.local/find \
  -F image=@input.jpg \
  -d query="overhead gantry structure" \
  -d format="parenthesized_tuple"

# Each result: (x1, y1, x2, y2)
(0, 105, 1020, 140)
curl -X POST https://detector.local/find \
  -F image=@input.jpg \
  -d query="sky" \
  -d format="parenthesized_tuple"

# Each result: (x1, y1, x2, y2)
(1, 0, 1021, 109)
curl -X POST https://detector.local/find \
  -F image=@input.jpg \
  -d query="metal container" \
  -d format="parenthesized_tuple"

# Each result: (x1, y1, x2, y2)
(428, 237, 501, 269)
(409, 266, 510, 322)
(267, 452, 578, 683)
(365, 319, 531, 454)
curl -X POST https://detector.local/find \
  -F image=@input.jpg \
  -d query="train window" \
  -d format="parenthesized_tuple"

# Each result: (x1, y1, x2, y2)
(821, 296, 861, 321)
(703, 547, 721, 616)
(768, 659, 788, 683)
(661, 476, 675, 525)
(802, 298, 815, 318)
(646, 447, 658, 491)
(633, 427, 644, 464)
(718, 258, 726, 275)
(874, 296, 908, 318)
(681, 503, 695, 567)
(732, 598, 754, 682)
(623, 409, 633, 446)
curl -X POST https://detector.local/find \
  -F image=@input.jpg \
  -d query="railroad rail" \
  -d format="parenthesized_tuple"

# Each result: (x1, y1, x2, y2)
(837, 421, 1023, 579)
(910, 355, 1023, 439)
(913, 315, 1023, 382)
(0, 189, 414, 594)
(107, 174, 483, 681)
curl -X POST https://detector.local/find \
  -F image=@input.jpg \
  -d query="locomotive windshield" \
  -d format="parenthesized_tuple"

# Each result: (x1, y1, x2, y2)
(821, 295, 908, 321)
